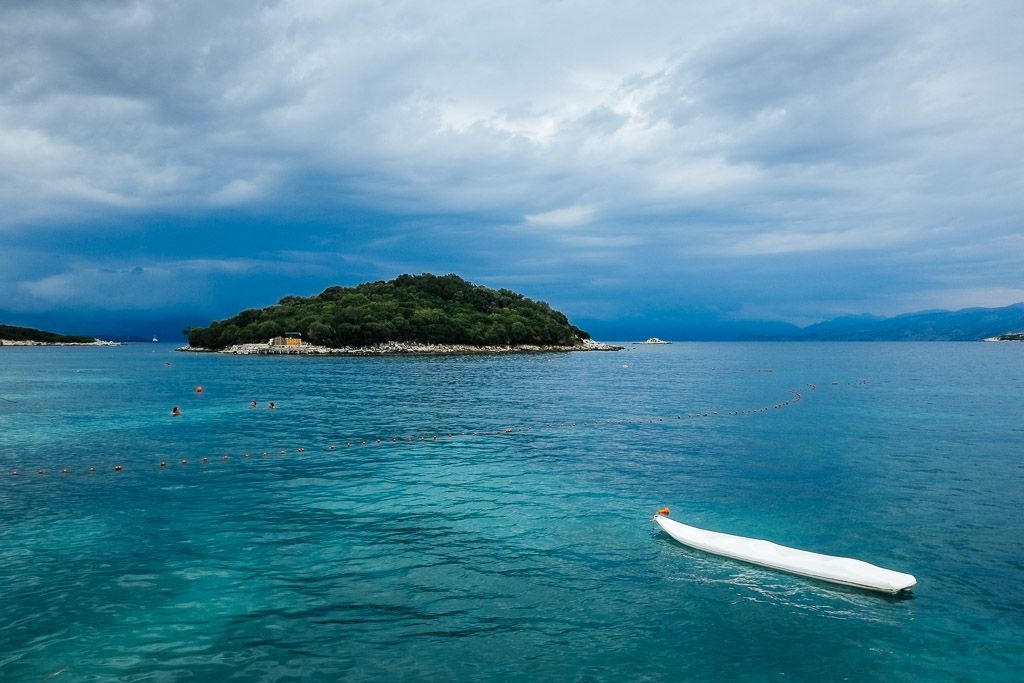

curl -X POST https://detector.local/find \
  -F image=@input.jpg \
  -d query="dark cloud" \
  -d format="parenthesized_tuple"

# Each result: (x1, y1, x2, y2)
(1, 0, 1022, 333)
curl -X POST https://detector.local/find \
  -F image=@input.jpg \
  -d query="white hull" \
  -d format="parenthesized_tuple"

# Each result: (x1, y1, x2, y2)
(654, 515, 916, 594)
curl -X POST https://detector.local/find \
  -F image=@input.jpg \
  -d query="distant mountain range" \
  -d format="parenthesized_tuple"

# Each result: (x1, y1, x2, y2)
(744, 302, 1024, 341)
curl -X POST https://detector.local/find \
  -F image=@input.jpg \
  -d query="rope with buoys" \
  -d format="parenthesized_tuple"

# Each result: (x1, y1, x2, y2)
(3, 381, 868, 480)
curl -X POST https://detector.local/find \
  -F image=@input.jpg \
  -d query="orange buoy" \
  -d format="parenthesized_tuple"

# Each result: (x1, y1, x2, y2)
(658, 507, 670, 516)
(196, 386, 203, 393)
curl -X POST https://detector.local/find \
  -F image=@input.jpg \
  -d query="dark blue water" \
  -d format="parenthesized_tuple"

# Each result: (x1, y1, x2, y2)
(1, 342, 1022, 681)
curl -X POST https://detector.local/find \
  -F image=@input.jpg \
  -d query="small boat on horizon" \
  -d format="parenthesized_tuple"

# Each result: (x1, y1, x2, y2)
(152, 336, 159, 343)
(653, 513, 916, 594)
(633, 337, 672, 344)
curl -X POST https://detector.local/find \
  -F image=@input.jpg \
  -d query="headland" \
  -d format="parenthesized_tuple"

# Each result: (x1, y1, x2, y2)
(0, 323, 117, 347)
(0, 339, 118, 347)
(983, 332, 1024, 342)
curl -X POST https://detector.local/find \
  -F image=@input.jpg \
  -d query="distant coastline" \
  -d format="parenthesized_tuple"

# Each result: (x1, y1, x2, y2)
(0, 338, 119, 347)
(178, 339, 622, 356)
(983, 332, 1024, 342)
(0, 323, 116, 346)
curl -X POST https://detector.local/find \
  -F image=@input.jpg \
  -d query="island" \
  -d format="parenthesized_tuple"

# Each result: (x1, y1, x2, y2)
(182, 273, 622, 354)
(0, 324, 116, 346)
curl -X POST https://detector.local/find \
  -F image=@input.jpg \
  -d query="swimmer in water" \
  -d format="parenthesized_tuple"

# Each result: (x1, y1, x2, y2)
(249, 400, 257, 408)
(172, 406, 181, 417)
(268, 401, 276, 410)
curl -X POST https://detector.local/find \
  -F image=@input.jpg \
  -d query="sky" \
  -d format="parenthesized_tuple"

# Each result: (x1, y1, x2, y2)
(1, 0, 1023, 340)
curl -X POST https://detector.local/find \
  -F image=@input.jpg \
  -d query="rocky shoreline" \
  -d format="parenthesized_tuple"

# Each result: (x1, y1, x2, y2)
(0, 339, 119, 347)
(178, 339, 623, 355)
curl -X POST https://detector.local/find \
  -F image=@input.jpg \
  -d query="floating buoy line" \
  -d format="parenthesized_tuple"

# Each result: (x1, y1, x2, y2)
(3, 381, 869, 480)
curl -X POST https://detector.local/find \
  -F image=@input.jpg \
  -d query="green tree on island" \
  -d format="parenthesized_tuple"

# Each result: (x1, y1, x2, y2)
(185, 273, 591, 350)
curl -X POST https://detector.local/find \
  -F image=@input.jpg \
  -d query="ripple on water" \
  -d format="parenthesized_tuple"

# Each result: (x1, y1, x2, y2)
(1, 343, 1023, 680)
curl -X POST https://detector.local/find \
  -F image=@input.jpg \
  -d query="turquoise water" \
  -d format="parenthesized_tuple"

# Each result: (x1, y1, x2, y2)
(1, 342, 1022, 681)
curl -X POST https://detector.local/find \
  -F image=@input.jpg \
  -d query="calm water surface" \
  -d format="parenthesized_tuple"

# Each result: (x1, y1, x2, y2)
(1, 342, 1022, 681)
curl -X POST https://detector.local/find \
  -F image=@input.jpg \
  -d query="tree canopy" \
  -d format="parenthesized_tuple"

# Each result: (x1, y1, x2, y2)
(185, 273, 591, 349)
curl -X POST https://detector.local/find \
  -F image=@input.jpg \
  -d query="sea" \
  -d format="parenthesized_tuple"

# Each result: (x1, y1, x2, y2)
(0, 341, 1022, 682)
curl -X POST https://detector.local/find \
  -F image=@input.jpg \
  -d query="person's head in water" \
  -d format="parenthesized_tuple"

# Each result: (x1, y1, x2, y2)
(268, 401, 276, 410)
(171, 406, 181, 416)
(249, 400, 257, 408)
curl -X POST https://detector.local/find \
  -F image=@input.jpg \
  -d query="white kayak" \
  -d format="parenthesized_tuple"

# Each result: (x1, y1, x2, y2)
(654, 514, 916, 594)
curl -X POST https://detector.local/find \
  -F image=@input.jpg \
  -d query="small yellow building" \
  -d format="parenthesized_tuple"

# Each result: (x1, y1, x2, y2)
(270, 332, 302, 347)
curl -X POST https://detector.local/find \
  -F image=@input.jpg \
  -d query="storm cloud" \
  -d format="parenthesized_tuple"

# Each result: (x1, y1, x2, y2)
(1, 0, 1022, 336)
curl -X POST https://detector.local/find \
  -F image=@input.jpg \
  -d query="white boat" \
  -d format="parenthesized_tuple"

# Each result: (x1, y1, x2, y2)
(654, 513, 916, 594)
(633, 337, 672, 344)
